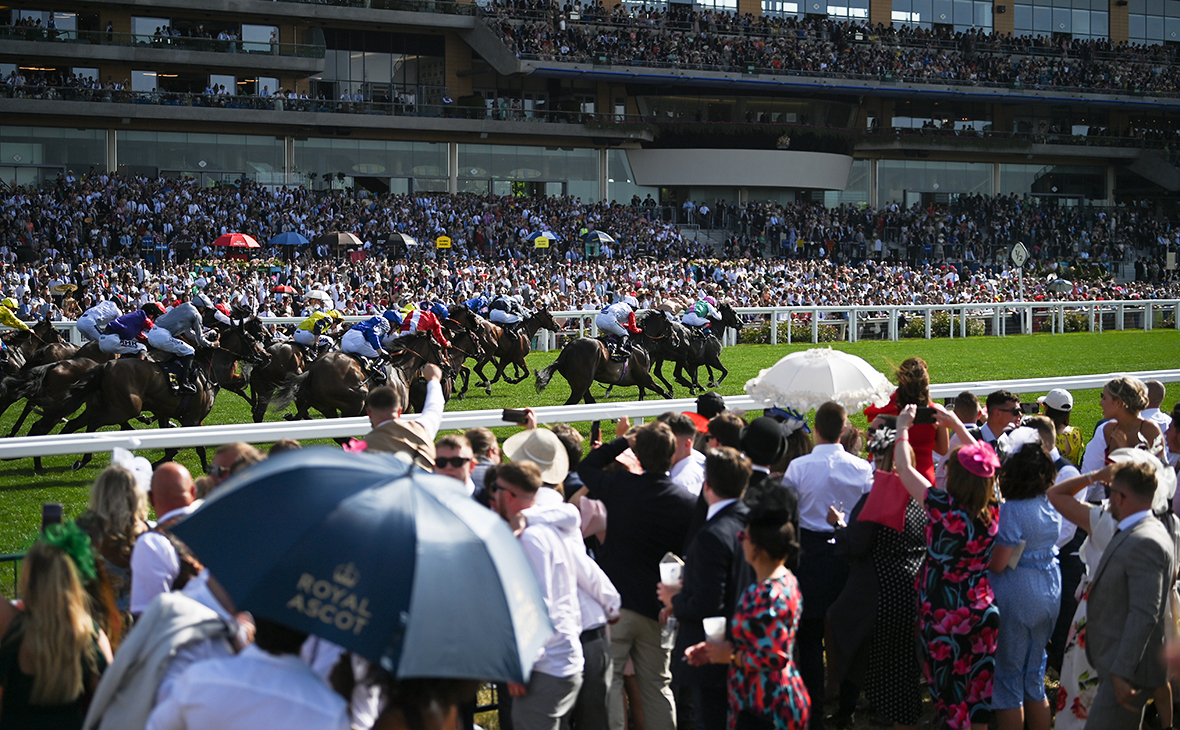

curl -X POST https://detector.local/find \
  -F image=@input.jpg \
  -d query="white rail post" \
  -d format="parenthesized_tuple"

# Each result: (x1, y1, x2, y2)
(960, 307, 967, 338)
(849, 309, 857, 343)
(1117, 303, 1125, 331)
(1145, 303, 1152, 332)
(924, 309, 932, 340)
(770, 311, 778, 346)
(811, 309, 818, 344)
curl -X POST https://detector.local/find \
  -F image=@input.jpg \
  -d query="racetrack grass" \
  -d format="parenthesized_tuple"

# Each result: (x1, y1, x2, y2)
(1, 328, 1177, 596)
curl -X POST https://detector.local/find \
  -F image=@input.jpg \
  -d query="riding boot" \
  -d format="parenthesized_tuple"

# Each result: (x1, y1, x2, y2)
(178, 354, 198, 394)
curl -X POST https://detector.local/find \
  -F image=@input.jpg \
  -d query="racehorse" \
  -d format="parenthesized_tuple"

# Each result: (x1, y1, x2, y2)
(52, 349, 221, 472)
(269, 350, 414, 423)
(2, 357, 100, 472)
(249, 341, 308, 422)
(385, 331, 461, 410)
(1, 319, 66, 369)
(204, 317, 271, 408)
(669, 302, 744, 391)
(535, 337, 671, 405)
(447, 306, 560, 394)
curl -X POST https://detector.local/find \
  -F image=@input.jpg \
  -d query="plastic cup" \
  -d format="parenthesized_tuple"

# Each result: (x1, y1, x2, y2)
(659, 562, 682, 586)
(703, 616, 726, 642)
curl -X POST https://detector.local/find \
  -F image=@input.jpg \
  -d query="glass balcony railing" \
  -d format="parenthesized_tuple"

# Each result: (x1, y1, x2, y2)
(0, 27, 326, 58)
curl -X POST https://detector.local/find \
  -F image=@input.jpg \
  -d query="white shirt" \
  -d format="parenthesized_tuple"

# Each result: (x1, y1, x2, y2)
(782, 443, 874, 533)
(706, 498, 738, 522)
(1117, 509, 1153, 532)
(670, 449, 706, 497)
(518, 495, 586, 678)
(129, 503, 199, 614)
(146, 645, 349, 730)
(1052, 448, 1084, 548)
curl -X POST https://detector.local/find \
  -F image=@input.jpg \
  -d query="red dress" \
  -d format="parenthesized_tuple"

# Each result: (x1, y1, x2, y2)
(864, 393, 937, 484)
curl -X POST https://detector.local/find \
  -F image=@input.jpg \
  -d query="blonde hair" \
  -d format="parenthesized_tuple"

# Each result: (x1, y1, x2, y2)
(88, 466, 148, 563)
(19, 541, 99, 705)
(1106, 376, 1149, 414)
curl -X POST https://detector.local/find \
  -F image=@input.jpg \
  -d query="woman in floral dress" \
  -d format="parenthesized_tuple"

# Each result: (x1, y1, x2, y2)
(895, 404, 1002, 730)
(686, 493, 810, 730)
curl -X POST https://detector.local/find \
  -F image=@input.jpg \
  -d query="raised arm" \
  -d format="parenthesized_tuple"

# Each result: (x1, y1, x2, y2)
(894, 404, 932, 502)
(1048, 463, 1115, 530)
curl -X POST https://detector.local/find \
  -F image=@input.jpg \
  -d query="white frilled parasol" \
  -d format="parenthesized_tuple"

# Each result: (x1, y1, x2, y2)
(745, 347, 895, 412)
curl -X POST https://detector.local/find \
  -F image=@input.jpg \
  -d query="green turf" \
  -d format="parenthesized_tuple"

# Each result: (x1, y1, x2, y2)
(1, 329, 1177, 594)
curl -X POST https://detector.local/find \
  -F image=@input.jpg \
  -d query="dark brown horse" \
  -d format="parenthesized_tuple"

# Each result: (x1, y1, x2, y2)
(447, 306, 559, 393)
(53, 351, 221, 472)
(2, 319, 66, 369)
(269, 350, 413, 422)
(2, 357, 101, 472)
(535, 338, 670, 405)
(249, 341, 307, 422)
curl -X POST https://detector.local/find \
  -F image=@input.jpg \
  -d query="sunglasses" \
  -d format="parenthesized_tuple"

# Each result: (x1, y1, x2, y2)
(489, 482, 520, 497)
(205, 464, 230, 477)
(434, 456, 472, 469)
(995, 407, 1022, 415)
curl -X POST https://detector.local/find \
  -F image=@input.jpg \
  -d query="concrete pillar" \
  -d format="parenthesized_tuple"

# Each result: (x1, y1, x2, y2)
(1105, 165, 1116, 205)
(868, 158, 878, 208)
(106, 128, 117, 173)
(1109, 0, 1129, 44)
(448, 142, 458, 194)
(285, 136, 295, 186)
(599, 148, 608, 202)
(993, 0, 1014, 35)
(993, 162, 1001, 197)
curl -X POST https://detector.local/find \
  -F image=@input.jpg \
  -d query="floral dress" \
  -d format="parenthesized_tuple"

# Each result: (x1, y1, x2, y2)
(917, 488, 1000, 730)
(727, 572, 810, 730)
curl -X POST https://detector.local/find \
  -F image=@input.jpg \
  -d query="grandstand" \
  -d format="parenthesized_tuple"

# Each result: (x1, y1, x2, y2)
(3, 0, 1180, 219)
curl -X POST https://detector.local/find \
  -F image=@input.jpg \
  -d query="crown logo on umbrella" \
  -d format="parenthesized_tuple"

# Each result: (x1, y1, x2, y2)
(334, 562, 360, 588)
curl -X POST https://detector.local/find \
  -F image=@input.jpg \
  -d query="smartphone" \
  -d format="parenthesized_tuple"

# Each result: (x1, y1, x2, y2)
(41, 502, 63, 531)
(590, 420, 602, 444)
(944, 397, 957, 407)
(1020, 402, 1040, 414)
(914, 406, 936, 424)
(502, 408, 529, 424)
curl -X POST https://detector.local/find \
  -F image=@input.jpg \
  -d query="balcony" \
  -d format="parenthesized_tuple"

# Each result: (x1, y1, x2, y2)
(0, 28, 325, 75)
(0, 86, 653, 144)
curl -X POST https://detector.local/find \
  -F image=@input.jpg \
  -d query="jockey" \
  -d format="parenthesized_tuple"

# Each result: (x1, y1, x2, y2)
(294, 309, 343, 355)
(101, 302, 164, 358)
(0, 297, 30, 332)
(342, 311, 398, 381)
(395, 306, 451, 349)
(463, 294, 490, 317)
(77, 296, 124, 342)
(488, 294, 525, 328)
(596, 299, 641, 351)
(681, 297, 720, 331)
(148, 301, 217, 394)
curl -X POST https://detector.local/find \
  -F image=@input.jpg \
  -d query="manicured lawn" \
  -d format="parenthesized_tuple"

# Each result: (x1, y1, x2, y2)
(1, 329, 1177, 593)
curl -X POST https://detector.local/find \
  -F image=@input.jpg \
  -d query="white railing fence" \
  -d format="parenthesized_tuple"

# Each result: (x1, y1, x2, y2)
(0, 368, 1177, 461)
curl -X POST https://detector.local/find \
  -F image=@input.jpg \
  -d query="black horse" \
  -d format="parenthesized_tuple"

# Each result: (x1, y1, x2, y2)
(535, 337, 670, 405)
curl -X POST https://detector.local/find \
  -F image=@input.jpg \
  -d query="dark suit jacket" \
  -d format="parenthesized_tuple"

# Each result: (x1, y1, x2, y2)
(742, 469, 800, 570)
(671, 499, 749, 688)
(1086, 513, 1176, 689)
(579, 437, 696, 620)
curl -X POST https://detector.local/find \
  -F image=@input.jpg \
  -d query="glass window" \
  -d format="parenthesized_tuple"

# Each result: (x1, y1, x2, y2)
(1014, 3, 1033, 30)
(1033, 6, 1052, 31)
(130, 71, 157, 92)
(131, 17, 169, 36)
(210, 74, 236, 95)
(1072, 8, 1090, 35)
(763, 0, 801, 16)
(1130, 13, 1146, 40)
(876, 160, 992, 208)
(241, 24, 278, 54)
(1, 126, 106, 171)
(1052, 6, 1071, 30)
(608, 150, 657, 205)
(117, 131, 283, 179)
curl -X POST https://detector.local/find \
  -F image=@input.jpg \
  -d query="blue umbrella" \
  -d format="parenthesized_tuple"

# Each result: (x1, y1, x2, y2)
(581, 230, 616, 245)
(269, 232, 310, 247)
(172, 448, 552, 682)
(525, 230, 561, 243)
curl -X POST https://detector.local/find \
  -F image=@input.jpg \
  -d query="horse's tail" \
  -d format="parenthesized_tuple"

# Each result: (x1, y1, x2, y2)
(58, 362, 106, 416)
(269, 370, 310, 412)
(7, 362, 56, 402)
(535, 346, 566, 393)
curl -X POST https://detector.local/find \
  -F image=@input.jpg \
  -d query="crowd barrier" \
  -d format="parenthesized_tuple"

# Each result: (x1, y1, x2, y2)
(0, 369, 1176, 462)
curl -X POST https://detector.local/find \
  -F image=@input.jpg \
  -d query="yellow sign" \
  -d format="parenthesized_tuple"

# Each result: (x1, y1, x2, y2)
(534, 236, 550, 249)
(436, 236, 452, 249)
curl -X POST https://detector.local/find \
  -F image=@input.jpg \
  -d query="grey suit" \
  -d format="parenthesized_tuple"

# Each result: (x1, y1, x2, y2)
(1084, 513, 1176, 729)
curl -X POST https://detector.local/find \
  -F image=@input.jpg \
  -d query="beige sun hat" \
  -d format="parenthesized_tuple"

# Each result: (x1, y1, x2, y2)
(502, 428, 570, 486)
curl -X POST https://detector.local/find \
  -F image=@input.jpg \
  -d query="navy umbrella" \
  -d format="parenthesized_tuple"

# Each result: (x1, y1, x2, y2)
(269, 232, 310, 247)
(581, 230, 615, 245)
(173, 448, 553, 682)
(525, 230, 561, 243)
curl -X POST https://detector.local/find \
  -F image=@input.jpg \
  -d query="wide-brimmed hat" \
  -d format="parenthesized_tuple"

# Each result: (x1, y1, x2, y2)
(503, 429, 570, 486)
(740, 417, 788, 466)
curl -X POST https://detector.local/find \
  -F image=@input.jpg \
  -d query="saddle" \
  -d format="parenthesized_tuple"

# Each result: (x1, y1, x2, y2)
(599, 336, 630, 363)
(348, 353, 387, 384)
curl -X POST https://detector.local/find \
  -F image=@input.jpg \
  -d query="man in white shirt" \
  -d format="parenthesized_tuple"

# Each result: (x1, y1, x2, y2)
(781, 402, 873, 730)
(491, 461, 585, 730)
(663, 412, 705, 497)
(145, 616, 348, 730)
(1143, 381, 1172, 461)
(129, 463, 199, 616)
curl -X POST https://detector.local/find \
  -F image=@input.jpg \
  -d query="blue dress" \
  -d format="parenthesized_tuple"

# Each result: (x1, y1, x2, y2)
(990, 493, 1062, 710)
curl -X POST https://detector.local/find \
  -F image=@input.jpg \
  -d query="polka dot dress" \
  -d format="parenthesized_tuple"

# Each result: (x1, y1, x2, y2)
(864, 497, 926, 726)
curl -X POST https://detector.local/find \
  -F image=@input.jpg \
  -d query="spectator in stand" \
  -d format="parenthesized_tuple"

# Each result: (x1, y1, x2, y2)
(578, 422, 696, 730)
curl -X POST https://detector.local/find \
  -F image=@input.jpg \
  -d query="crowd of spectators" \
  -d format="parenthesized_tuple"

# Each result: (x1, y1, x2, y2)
(485, 2, 1180, 97)
(5, 362, 1179, 730)
(1, 174, 1179, 324)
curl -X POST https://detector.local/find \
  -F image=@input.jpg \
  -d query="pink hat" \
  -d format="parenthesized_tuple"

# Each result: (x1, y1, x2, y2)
(957, 441, 1000, 478)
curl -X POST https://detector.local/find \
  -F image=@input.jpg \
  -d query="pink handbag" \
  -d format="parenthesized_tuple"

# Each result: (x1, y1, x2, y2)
(858, 470, 910, 532)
